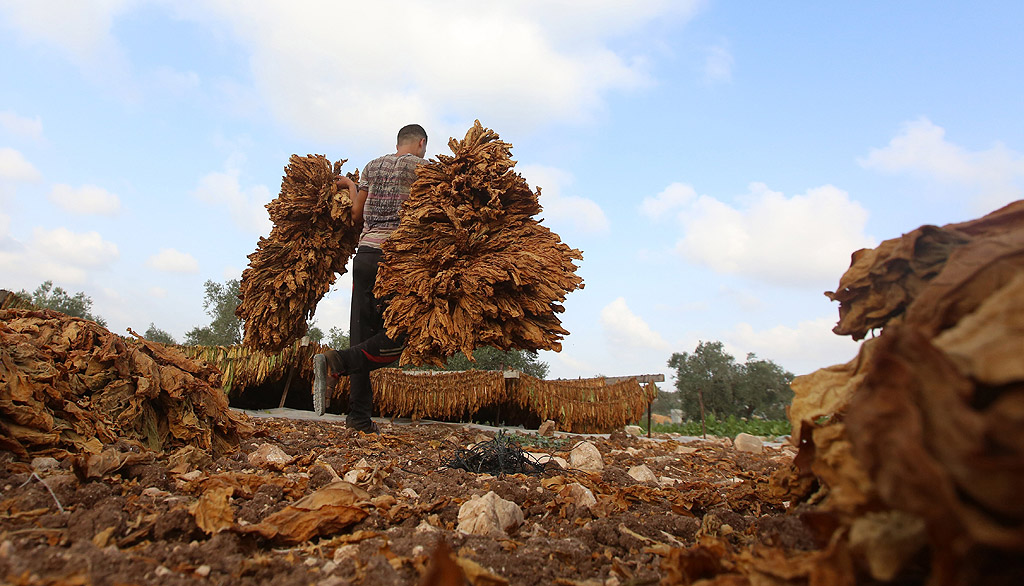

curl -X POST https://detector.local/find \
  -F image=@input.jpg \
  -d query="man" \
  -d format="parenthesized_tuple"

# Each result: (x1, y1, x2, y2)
(313, 124, 428, 433)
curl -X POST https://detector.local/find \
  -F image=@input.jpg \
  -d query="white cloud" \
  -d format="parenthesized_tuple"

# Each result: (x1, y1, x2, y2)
(544, 351, 599, 379)
(32, 227, 119, 268)
(0, 0, 134, 83)
(167, 1, 699, 146)
(148, 286, 168, 299)
(0, 147, 41, 181)
(727, 316, 862, 376)
(146, 248, 199, 273)
(0, 226, 120, 284)
(673, 182, 874, 287)
(640, 182, 696, 219)
(600, 297, 671, 351)
(192, 165, 272, 234)
(860, 117, 1024, 213)
(49, 184, 121, 215)
(0, 110, 44, 141)
(519, 164, 610, 233)
(703, 44, 734, 84)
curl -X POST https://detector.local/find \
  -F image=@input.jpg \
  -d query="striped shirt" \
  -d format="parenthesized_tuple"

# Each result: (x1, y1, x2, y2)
(357, 153, 426, 249)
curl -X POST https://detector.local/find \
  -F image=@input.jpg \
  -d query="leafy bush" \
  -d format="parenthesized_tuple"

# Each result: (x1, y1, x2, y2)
(647, 414, 791, 438)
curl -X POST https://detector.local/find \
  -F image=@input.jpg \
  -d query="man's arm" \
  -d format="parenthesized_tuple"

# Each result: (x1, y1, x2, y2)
(352, 188, 368, 225)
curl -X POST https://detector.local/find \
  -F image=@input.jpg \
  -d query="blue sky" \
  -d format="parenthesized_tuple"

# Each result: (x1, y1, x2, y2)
(2, 1, 1023, 386)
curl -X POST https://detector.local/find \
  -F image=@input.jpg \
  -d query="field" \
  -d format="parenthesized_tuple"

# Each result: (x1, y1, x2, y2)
(0, 415, 808, 586)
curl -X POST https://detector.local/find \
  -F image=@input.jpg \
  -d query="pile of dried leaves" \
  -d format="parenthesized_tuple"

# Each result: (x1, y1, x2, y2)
(375, 121, 584, 366)
(236, 155, 360, 352)
(787, 200, 1024, 585)
(0, 309, 249, 459)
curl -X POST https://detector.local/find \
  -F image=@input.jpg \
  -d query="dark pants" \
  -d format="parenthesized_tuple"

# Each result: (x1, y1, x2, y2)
(330, 247, 404, 429)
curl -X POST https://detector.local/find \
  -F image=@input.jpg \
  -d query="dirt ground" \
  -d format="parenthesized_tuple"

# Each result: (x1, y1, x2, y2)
(0, 415, 810, 586)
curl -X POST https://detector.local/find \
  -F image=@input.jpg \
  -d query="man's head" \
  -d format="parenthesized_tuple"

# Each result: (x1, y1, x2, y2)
(396, 124, 428, 158)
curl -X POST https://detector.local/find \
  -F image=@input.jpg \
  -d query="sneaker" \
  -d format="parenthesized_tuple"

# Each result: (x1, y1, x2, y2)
(313, 353, 327, 416)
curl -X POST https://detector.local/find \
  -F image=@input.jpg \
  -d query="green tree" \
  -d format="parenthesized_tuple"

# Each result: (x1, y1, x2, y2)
(668, 342, 795, 420)
(143, 323, 177, 345)
(18, 281, 107, 326)
(668, 341, 737, 419)
(735, 353, 794, 419)
(325, 326, 350, 349)
(306, 322, 324, 343)
(184, 279, 242, 346)
(441, 347, 549, 379)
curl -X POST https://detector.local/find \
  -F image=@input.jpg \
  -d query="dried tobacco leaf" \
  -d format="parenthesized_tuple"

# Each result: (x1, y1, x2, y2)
(189, 486, 235, 535)
(236, 155, 360, 352)
(241, 481, 370, 544)
(827, 200, 1024, 340)
(375, 121, 583, 366)
(0, 309, 248, 460)
(794, 200, 1024, 584)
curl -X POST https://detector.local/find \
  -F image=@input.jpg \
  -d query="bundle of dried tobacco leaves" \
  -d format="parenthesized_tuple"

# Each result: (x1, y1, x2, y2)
(788, 200, 1024, 584)
(0, 309, 249, 458)
(374, 121, 584, 366)
(236, 155, 359, 352)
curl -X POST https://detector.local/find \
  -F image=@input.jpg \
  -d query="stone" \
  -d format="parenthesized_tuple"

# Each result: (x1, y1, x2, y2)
(734, 433, 763, 453)
(569, 442, 604, 473)
(538, 420, 556, 436)
(416, 519, 439, 533)
(627, 465, 658, 483)
(195, 565, 211, 577)
(456, 491, 524, 537)
(333, 544, 359, 562)
(675, 445, 698, 455)
(559, 482, 597, 509)
(247, 444, 291, 467)
(401, 488, 419, 500)
(624, 425, 643, 437)
(658, 476, 680, 487)
(30, 457, 61, 475)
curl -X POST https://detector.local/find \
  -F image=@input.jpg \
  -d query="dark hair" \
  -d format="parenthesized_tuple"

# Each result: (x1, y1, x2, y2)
(397, 124, 427, 144)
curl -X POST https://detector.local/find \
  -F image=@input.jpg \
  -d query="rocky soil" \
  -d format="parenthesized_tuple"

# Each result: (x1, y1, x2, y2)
(0, 416, 809, 585)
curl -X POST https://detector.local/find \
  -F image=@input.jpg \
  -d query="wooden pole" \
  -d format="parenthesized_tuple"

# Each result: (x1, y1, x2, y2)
(647, 404, 652, 438)
(279, 366, 296, 408)
(698, 386, 707, 439)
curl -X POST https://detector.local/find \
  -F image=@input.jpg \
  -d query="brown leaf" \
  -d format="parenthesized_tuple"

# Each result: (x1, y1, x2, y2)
(241, 481, 370, 544)
(189, 486, 234, 535)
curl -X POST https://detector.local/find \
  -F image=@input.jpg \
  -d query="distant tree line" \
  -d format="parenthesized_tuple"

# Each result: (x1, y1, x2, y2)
(666, 340, 794, 420)
(16, 281, 107, 326)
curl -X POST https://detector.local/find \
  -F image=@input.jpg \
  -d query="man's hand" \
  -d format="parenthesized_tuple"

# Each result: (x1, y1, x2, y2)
(336, 175, 356, 191)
